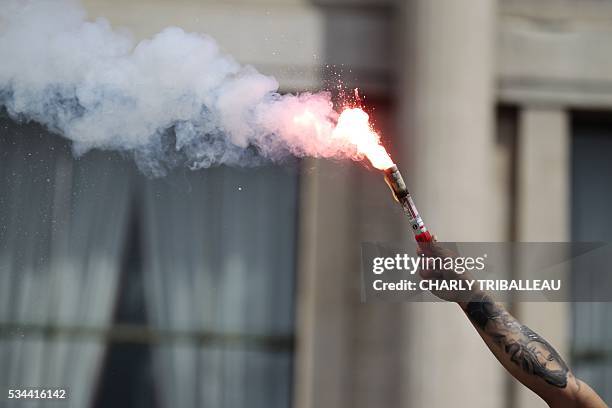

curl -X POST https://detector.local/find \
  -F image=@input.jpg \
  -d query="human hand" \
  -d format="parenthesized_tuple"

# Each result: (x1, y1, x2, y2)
(416, 237, 480, 303)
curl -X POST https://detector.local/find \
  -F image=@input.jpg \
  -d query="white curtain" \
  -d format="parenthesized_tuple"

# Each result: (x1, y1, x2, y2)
(141, 165, 297, 408)
(0, 124, 131, 408)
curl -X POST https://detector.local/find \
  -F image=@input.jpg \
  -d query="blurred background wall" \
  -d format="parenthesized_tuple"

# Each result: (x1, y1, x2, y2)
(1, 0, 612, 407)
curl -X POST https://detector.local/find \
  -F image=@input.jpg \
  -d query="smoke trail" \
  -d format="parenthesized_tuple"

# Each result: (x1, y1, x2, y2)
(0, 0, 361, 175)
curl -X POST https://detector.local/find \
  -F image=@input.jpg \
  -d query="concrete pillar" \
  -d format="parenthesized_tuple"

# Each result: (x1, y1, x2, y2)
(398, 0, 498, 240)
(293, 160, 357, 408)
(517, 108, 570, 242)
(515, 107, 570, 408)
(398, 0, 504, 407)
(294, 159, 406, 408)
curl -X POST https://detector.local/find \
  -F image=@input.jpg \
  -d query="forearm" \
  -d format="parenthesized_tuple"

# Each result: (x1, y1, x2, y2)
(459, 293, 607, 408)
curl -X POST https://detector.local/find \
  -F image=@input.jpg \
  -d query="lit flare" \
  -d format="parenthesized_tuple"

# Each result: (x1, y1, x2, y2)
(332, 108, 394, 170)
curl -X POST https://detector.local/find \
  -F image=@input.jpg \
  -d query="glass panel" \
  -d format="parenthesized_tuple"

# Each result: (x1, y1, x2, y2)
(571, 112, 612, 404)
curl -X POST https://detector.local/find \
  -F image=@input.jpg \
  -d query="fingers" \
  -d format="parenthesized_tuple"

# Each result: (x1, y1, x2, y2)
(419, 266, 442, 280)
(418, 241, 440, 257)
(419, 267, 433, 279)
(416, 233, 449, 280)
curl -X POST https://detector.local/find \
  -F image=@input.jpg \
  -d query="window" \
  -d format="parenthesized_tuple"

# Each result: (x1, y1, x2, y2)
(0, 115, 298, 408)
(571, 111, 612, 404)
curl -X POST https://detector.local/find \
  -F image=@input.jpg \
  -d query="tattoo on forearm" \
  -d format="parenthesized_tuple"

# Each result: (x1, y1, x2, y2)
(466, 295, 569, 388)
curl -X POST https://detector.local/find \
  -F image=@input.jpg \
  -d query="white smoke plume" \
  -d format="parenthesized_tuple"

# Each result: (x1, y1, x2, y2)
(0, 0, 362, 175)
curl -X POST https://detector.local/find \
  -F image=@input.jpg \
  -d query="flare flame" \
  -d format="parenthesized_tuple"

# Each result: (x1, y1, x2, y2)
(332, 108, 394, 170)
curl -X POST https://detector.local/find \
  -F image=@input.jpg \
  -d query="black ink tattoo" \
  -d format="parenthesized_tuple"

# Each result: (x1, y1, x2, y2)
(466, 295, 569, 388)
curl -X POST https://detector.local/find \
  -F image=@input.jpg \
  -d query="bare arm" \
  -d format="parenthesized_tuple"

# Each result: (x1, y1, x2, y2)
(418, 242, 607, 408)
(459, 293, 606, 407)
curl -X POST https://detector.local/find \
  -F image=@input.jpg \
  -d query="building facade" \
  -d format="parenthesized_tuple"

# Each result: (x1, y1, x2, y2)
(2, 0, 611, 407)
